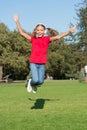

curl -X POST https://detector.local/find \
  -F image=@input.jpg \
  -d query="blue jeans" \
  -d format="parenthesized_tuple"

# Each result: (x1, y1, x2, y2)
(30, 63, 45, 86)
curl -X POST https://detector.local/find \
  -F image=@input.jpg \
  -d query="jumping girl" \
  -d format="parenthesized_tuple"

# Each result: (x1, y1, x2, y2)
(13, 14, 76, 93)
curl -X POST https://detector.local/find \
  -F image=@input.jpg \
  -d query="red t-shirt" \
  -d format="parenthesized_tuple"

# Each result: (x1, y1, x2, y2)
(29, 36, 51, 64)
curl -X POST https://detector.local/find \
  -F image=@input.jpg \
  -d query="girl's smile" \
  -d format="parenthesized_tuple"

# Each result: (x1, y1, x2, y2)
(36, 25, 45, 37)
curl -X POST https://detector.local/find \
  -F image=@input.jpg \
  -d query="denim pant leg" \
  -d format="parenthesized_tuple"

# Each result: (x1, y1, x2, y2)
(38, 64, 45, 85)
(30, 63, 38, 86)
(30, 63, 45, 86)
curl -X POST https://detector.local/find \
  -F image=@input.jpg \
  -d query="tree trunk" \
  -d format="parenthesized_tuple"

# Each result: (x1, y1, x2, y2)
(0, 65, 3, 79)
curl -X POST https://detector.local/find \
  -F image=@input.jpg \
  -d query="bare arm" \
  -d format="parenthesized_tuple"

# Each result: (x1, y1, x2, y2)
(13, 15, 31, 41)
(50, 25, 77, 41)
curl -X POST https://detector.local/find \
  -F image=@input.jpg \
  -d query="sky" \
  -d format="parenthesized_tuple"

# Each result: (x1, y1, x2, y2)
(0, 0, 82, 33)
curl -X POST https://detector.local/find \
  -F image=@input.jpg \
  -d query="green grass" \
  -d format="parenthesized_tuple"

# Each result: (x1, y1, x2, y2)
(0, 80, 87, 130)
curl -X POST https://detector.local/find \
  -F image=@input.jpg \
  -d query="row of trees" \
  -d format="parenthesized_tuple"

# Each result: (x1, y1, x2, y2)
(0, 1, 87, 80)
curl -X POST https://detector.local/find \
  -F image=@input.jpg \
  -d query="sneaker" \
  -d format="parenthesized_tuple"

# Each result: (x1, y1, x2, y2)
(27, 79, 32, 92)
(32, 86, 37, 93)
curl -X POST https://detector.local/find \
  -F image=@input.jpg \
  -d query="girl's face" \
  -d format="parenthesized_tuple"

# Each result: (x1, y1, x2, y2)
(35, 25, 45, 37)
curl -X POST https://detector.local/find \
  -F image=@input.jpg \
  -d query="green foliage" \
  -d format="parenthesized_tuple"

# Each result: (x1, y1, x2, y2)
(0, 24, 31, 79)
(76, 1, 87, 51)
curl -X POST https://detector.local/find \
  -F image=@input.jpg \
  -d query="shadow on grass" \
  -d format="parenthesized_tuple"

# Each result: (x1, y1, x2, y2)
(28, 98, 59, 109)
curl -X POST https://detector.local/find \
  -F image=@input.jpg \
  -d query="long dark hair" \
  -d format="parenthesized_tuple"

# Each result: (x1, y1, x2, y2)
(47, 28, 57, 36)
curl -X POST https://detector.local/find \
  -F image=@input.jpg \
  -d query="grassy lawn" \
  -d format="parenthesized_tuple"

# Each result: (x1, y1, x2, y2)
(0, 80, 87, 130)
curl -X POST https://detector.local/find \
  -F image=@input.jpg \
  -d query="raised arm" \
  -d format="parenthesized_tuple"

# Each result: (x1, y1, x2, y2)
(50, 25, 77, 41)
(13, 15, 31, 41)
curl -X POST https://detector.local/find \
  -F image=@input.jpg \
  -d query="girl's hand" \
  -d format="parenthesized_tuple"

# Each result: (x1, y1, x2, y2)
(69, 25, 77, 33)
(13, 15, 19, 22)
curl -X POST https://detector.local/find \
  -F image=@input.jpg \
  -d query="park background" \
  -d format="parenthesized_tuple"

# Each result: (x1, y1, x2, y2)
(0, 1, 87, 130)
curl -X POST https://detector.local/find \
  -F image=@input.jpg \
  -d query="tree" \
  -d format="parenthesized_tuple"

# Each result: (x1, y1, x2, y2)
(0, 23, 31, 80)
(76, 0, 87, 52)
